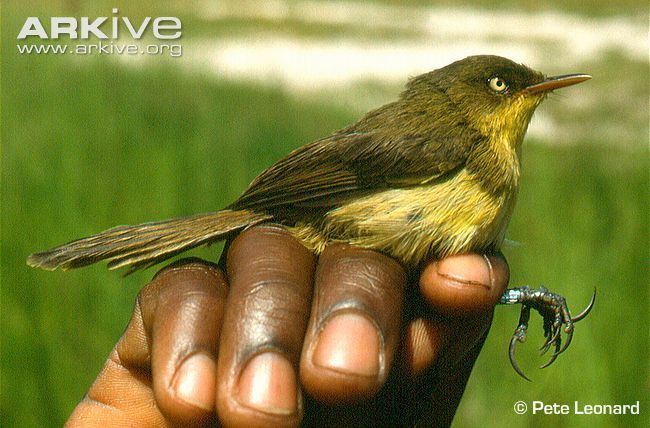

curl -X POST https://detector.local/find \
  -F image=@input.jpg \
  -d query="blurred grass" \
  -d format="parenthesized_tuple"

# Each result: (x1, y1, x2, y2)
(2, 2, 648, 427)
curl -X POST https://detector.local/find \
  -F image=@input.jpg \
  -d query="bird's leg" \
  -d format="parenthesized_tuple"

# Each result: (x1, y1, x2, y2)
(498, 286, 596, 380)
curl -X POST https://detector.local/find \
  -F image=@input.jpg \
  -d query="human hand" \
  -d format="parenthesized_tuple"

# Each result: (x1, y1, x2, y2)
(67, 224, 509, 427)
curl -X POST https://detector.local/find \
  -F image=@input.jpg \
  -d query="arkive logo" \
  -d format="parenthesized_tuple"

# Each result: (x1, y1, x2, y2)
(17, 8, 182, 40)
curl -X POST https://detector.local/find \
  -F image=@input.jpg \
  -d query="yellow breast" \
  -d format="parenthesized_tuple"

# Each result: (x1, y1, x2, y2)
(288, 168, 519, 266)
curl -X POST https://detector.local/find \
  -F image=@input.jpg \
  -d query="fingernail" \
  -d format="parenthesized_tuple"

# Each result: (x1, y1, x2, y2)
(313, 312, 381, 377)
(172, 353, 217, 411)
(237, 352, 297, 415)
(436, 254, 492, 288)
(404, 318, 444, 376)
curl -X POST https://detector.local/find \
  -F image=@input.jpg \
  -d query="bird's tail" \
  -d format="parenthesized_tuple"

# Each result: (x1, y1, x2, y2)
(26, 209, 271, 273)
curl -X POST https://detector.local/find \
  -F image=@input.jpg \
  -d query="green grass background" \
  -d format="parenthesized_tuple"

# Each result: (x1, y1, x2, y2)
(2, 1, 648, 426)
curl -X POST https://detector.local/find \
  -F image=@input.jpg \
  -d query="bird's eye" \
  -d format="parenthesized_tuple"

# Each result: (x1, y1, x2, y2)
(488, 77, 508, 93)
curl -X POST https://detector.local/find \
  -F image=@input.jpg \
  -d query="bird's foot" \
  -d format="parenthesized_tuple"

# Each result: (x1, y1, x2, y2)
(499, 286, 596, 381)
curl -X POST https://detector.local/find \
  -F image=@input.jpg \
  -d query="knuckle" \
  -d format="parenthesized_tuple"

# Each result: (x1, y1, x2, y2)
(152, 257, 219, 281)
(319, 248, 406, 305)
(241, 277, 311, 327)
(137, 262, 226, 316)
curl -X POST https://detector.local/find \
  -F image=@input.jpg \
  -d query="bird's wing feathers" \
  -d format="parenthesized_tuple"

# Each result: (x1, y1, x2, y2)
(232, 130, 477, 211)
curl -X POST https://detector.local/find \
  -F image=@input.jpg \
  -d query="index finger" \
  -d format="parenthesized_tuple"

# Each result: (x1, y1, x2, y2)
(402, 253, 509, 425)
(403, 253, 509, 375)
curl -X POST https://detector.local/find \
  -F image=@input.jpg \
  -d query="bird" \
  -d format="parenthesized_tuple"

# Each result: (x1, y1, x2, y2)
(27, 55, 595, 379)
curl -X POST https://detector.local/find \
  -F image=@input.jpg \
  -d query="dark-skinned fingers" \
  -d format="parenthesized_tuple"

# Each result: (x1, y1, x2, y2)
(68, 347, 169, 427)
(119, 259, 227, 425)
(300, 244, 406, 403)
(413, 325, 491, 427)
(401, 253, 508, 376)
(216, 225, 315, 428)
(70, 259, 226, 426)
(419, 253, 509, 316)
(399, 253, 509, 425)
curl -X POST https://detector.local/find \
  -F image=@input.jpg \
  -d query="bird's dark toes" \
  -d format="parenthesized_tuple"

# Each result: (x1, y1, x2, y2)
(539, 338, 561, 369)
(555, 325, 574, 356)
(499, 286, 595, 380)
(539, 325, 562, 355)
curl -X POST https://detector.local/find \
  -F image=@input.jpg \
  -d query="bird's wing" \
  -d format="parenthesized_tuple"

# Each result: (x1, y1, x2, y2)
(232, 130, 478, 211)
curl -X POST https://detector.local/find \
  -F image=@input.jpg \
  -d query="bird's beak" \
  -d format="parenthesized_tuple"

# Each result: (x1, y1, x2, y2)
(525, 74, 592, 94)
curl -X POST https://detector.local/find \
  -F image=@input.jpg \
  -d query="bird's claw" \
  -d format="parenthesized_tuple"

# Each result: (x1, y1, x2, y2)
(509, 305, 532, 381)
(501, 286, 596, 380)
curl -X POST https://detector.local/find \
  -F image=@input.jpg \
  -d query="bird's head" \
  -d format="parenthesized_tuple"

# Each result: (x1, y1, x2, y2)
(406, 55, 591, 147)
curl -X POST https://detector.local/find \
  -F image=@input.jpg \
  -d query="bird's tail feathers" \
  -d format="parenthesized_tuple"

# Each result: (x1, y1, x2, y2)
(26, 209, 270, 273)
